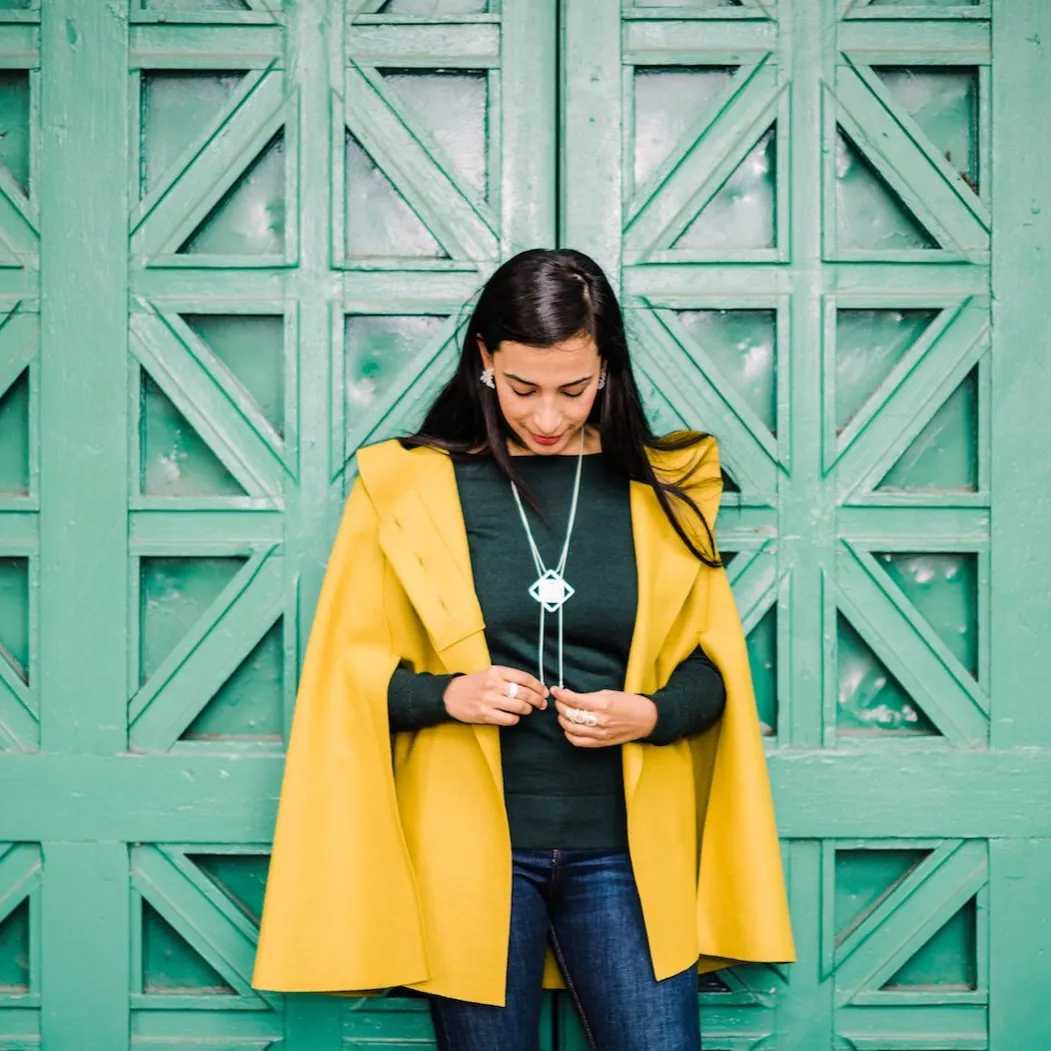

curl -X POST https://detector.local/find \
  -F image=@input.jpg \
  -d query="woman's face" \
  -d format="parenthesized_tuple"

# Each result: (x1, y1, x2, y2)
(478, 332, 603, 455)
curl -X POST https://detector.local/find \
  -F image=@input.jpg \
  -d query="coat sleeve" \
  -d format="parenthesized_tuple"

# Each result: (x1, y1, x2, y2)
(252, 476, 430, 993)
(638, 644, 726, 746)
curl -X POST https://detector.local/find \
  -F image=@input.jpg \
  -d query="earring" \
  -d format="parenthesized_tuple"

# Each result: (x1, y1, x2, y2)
(597, 367, 607, 390)
(480, 367, 495, 389)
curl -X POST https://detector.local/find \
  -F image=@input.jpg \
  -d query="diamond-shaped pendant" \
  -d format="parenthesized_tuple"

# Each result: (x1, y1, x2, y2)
(529, 569, 575, 613)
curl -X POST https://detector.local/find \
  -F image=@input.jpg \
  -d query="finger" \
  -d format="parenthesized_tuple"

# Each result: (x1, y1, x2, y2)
(489, 694, 534, 717)
(488, 710, 520, 727)
(492, 686, 546, 713)
(494, 668, 548, 708)
(515, 686, 548, 710)
(554, 699, 604, 726)
(551, 685, 599, 710)
(557, 714, 606, 739)
(564, 729, 601, 748)
(495, 666, 549, 701)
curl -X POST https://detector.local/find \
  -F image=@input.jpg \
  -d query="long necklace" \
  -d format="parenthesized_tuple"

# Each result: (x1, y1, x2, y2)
(509, 431, 585, 688)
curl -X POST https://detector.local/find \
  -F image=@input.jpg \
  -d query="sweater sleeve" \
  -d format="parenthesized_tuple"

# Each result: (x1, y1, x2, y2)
(638, 644, 726, 746)
(387, 664, 459, 733)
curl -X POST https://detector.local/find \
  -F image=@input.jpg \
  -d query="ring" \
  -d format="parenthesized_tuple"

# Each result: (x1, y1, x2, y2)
(506, 682, 519, 700)
(566, 707, 598, 728)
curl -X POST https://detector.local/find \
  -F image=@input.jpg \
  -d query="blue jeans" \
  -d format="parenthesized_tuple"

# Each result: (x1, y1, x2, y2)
(428, 849, 701, 1051)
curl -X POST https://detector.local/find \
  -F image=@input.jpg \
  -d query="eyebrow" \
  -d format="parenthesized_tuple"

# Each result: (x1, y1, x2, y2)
(505, 372, 593, 388)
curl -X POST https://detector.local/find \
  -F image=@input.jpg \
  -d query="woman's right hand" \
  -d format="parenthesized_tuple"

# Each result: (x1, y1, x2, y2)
(443, 666, 548, 726)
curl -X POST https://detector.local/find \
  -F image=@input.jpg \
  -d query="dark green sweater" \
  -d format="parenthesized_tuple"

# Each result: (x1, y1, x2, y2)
(387, 452, 726, 849)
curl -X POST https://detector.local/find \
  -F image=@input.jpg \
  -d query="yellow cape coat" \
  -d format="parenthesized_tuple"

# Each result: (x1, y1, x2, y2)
(252, 435, 794, 1006)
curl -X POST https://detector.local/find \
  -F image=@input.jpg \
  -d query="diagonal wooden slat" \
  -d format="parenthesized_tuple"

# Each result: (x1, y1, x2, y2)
(837, 543, 989, 746)
(625, 62, 761, 224)
(832, 67, 989, 260)
(725, 543, 778, 636)
(131, 302, 290, 500)
(131, 67, 288, 259)
(847, 541, 986, 706)
(131, 68, 270, 233)
(737, 0, 776, 16)
(658, 308, 779, 455)
(349, 0, 387, 18)
(337, 313, 463, 477)
(242, 0, 283, 18)
(344, 65, 498, 262)
(131, 844, 272, 1007)
(624, 60, 782, 255)
(0, 307, 36, 400)
(0, 161, 38, 237)
(0, 181, 39, 271)
(848, 64, 989, 232)
(833, 839, 958, 973)
(704, 964, 781, 1009)
(129, 547, 282, 752)
(833, 840, 986, 1004)
(834, 298, 989, 501)
(366, 66, 498, 226)
(824, 301, 958, 475)
(0, 842, 40, 925)
(0, 654, 36, 752)
(633, 308, 779, 502)
(164, 309, 288, 466)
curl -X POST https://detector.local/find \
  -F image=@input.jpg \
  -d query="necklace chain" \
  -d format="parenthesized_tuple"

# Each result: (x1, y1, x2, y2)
(508, 432, 586, 688)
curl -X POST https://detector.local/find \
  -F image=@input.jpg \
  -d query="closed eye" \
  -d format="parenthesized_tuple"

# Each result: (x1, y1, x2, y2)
(511, 387, 587, 399)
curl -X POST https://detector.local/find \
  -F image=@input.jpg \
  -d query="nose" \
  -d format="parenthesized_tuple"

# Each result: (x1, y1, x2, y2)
(533, 402, 561, 435)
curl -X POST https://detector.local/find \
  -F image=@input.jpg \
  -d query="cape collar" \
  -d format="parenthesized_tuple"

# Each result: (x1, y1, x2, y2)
(360, 441, 701, 785)
(362, 441, 701, 681)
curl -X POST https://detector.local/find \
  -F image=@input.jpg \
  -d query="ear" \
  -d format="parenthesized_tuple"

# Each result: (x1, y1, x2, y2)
(476, 335, 493, 371)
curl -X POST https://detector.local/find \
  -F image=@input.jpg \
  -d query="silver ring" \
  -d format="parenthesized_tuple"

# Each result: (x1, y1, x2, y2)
(506, 681, 519, 700)
(566, 706, 597, 728)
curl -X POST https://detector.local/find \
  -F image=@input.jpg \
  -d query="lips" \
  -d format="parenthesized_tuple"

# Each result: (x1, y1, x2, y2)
(530, 433, 562, 447)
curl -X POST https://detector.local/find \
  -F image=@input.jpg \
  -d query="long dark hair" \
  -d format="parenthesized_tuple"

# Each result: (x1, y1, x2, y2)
(401, 248, 721, 566)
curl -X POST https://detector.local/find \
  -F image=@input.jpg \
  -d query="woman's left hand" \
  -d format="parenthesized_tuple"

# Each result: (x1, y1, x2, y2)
(550, 686, 658, 748)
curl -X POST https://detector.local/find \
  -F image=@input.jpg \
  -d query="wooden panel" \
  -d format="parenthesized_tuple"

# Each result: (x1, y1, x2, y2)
(3, 1, 1050, 1049)
(0, 1, 556, 1049)
(558, 0, 1048, 1048)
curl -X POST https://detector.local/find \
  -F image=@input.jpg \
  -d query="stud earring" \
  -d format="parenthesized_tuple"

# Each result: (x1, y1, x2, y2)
(480, 367, 495, 389)
(597, 367, 607, 390)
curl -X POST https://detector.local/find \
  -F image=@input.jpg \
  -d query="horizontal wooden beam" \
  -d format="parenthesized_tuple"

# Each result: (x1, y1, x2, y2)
(839, 20, 990, 65)
(2, 749, 1051, 841)
(346, 23, 499, 68)
(623, 19, 777, 65)
(130, 26, 283, 70)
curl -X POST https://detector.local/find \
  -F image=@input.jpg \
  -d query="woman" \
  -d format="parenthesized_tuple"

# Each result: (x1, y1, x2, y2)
(252, 249, 794, 1050)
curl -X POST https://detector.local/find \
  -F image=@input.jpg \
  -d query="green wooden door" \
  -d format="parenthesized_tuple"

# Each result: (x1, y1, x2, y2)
(0, 1, 557, 1049)
(1, 1, 1049, 1049)
(558, 0, 1051, 1048)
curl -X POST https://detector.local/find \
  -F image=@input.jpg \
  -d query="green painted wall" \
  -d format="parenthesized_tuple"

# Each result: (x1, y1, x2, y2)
(0, 0, 1048, 1048)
